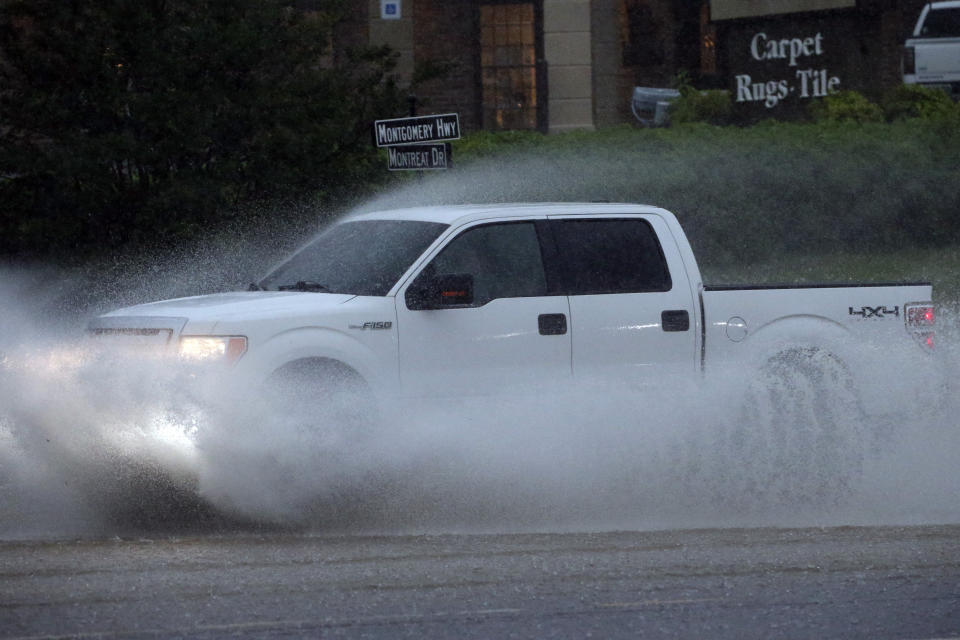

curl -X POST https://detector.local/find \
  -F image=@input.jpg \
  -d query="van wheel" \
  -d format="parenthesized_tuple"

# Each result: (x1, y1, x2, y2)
(719, 348, 865, 508)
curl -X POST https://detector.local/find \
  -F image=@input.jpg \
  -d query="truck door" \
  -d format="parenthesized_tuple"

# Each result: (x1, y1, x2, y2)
(396, 220, 571, 396)
(547, 215, 698, 385)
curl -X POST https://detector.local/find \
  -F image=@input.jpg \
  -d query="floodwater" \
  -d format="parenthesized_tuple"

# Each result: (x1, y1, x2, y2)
(0, 261, 958, 542)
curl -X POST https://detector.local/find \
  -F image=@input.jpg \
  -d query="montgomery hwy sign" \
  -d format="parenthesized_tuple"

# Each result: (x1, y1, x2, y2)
(374, 113, 460, 147)
(386, 143, 451, 171)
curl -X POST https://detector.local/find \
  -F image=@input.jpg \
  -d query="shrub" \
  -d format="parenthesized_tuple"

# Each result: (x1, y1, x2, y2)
(883, 84, 959, 121)
(808, 90, 884, 123)
(669, 90, 733, 126)
(0, 0, 403, 259)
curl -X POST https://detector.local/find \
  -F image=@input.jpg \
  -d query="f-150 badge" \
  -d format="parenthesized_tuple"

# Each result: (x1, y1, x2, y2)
(349, 321, 393, 330)
(849, 306, 899, 318)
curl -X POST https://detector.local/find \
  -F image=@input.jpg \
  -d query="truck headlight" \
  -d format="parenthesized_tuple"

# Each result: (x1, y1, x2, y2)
(178, 336, 247, 365)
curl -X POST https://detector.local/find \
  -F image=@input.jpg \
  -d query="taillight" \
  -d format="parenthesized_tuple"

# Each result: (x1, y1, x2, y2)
(903, 45, 916, 75)
(907, 304, 934, 326)
(905, 302, 935, 350)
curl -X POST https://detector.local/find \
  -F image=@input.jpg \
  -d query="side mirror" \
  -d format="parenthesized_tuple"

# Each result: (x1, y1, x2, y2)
(437, 273, 474, 306)
(406, 273, 474, 310)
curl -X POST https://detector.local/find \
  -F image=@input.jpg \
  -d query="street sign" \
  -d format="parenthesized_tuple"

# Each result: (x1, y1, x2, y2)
(386, 143, 452, 171)
(374, 113, 460, 148)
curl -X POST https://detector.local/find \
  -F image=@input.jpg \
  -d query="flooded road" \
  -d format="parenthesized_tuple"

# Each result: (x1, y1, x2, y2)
(1, 525, 958, 639)
(1, 269, 958, 638)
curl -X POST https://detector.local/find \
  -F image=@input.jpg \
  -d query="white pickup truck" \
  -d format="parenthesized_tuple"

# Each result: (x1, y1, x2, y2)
(89, 203, 936, 498)
(903, 1, 960, 97)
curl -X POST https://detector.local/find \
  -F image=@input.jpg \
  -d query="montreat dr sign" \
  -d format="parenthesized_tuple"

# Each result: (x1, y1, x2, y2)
(386, 143, 452, 171)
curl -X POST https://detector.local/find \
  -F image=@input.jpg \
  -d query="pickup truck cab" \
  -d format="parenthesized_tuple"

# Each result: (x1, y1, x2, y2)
(91, 203, 935, 419)
(903, 1, 960, 96)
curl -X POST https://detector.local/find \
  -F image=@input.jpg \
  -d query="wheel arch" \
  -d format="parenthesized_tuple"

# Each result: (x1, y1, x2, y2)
(236, 327, 395, 398)
(268, 356, 368, 390)
(738, 315, 860, 382)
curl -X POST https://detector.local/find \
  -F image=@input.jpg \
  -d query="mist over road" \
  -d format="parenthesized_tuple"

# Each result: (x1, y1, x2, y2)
(1, 199, 958, 639)
(1, 525, 957, 639)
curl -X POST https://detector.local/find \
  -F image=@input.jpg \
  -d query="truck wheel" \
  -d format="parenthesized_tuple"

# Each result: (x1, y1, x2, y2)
(722, 348, 865, 508)
(264, 358, 377, 445)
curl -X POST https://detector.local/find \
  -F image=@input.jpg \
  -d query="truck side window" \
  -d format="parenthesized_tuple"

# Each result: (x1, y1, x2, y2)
(551, 218, 671, 295)
(420, 222, 548, 306)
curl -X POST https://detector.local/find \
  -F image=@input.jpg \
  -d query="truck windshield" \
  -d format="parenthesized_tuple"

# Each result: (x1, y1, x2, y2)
(258, 220, 448, 296)
(921, 8, 960, 37)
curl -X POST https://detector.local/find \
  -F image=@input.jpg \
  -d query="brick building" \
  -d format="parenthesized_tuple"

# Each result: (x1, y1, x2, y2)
(355, 0, 932, 131)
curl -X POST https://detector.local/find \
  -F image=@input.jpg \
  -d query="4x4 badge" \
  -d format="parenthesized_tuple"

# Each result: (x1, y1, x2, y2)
(849, 306, 899, 318)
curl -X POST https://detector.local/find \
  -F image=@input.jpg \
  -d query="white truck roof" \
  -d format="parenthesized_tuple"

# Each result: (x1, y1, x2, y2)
(347, 202, 668, 226)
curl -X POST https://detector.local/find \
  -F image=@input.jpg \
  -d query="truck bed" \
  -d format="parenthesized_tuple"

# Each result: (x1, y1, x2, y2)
(700, 281, 934, 414)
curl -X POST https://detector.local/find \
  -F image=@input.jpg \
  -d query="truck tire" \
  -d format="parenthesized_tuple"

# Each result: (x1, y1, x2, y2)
(721, 348, 865, 508)
(194, 359, 381, 523)
(264, 358, 376, 440)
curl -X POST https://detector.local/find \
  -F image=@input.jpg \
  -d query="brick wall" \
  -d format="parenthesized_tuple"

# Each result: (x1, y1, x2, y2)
(621, 0, 680, 87)
(878, 0, 931, 88)
(592, 0, 632, 125)
(332, 0, 369, 63)
(412, 0, 481, 132)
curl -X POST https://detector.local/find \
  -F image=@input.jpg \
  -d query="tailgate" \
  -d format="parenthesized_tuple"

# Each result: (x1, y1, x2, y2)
(914, 39, 960, 81)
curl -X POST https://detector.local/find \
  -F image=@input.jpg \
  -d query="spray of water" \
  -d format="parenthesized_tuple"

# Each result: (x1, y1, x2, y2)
(2, 272, 956, 540)
(1, 160, 957, 539)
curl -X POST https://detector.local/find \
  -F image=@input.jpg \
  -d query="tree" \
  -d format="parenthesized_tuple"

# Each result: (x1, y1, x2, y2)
(0, 0, 401, 258)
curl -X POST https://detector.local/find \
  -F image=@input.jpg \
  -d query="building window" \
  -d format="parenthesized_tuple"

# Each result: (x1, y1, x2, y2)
(480, 3, 538, 130)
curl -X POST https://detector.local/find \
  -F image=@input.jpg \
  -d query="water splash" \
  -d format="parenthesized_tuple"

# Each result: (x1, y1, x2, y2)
(1, 265, 956, 540)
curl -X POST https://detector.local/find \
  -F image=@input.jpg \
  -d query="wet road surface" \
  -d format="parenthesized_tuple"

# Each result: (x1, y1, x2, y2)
(1, 525, 958, 639)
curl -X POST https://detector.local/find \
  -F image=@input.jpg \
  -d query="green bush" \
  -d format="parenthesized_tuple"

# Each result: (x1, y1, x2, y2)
(453, 130, 544, 157)
(883, 84, 959, 121)
(669, 90, 733, 126)
(808, 90, 884, 123)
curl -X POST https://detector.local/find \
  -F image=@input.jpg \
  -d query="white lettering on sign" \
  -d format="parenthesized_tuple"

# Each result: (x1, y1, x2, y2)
(436, 117, 458, 138)
(377, 122, 435, 145)
(736, 76, 789, 108)
(387, 146, 448, 170)
(737, 31, 840, 108)
(750, 32, 824, 67)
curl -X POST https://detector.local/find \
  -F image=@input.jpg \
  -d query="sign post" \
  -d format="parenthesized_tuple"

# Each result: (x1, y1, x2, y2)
(373, 113, 460, 172)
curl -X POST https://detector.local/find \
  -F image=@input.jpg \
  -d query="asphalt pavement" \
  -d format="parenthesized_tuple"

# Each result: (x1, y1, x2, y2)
(1, 524, 958, 639)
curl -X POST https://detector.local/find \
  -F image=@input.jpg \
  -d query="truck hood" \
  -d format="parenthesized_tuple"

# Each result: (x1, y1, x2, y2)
(98, 292, 358, 326)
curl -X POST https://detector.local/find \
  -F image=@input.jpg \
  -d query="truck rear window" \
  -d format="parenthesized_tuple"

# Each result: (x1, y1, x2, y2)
(920, 8, 960, 37)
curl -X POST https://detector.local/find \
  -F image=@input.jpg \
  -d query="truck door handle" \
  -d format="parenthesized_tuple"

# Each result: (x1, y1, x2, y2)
(661, 310, 690, 332)
(538, 313, 567, 336)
